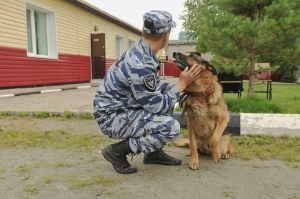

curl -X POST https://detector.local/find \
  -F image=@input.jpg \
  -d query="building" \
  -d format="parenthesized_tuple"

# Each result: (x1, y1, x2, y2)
(0, 0, 141, 88)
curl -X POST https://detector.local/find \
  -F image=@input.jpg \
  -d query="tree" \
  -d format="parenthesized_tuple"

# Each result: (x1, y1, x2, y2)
(181, 0, 300, 97)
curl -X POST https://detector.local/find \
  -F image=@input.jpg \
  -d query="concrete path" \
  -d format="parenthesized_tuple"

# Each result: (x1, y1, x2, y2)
(0, 78, 179, 115)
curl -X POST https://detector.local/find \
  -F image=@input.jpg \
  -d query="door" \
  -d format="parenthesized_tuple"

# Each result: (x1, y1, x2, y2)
(91, 33, 105, 79)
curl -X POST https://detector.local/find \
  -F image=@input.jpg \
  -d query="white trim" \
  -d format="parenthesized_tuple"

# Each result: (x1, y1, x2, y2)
(128, 38, 135, 49)
(25, 1, 58, 59)
(116, 34, 125, 59)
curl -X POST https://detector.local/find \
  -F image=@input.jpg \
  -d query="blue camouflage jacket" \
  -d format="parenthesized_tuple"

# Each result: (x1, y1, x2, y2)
(93, 38, 180, 122)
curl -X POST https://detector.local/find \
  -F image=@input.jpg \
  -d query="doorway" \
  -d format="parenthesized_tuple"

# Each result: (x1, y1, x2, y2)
(91, 33, 106, 79)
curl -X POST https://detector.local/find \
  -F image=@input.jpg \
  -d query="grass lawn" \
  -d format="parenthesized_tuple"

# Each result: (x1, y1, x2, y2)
(176, 81, 300, 114)
(224, 81, 300, 114)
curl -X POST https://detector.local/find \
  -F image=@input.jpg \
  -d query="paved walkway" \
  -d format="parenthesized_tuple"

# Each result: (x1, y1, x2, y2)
(0, 77, 179, 115)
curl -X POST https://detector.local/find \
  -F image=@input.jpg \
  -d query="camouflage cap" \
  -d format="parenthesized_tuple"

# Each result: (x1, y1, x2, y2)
(143, 10, 176, 34)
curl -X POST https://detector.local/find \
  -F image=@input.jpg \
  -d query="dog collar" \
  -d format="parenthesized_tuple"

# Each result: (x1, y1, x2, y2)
(189, 84, 215, 97)
(178, 84, 216, 118)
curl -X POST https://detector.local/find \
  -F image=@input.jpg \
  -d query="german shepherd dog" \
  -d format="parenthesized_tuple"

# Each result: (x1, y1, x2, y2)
(171, 52, 233, 170)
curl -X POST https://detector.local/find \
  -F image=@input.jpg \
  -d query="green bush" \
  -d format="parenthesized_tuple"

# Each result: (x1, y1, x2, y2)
(281, 72, 296, 83)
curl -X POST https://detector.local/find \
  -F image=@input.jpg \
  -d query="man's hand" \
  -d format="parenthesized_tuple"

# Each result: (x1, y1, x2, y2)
(176, 64, 201, 93)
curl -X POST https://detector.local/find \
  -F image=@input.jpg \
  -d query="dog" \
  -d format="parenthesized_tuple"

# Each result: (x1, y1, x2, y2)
(171, 52, 233, 170)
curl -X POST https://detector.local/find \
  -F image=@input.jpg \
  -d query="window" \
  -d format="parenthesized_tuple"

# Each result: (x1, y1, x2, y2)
(116, 35, 125, 59)
(128, 39, 135, 49)
(26, 2, 58, 59)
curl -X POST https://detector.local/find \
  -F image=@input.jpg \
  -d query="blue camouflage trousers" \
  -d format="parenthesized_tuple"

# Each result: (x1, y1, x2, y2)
(98, 109, 180, 154)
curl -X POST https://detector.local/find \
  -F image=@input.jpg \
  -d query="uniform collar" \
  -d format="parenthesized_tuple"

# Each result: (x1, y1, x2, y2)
(139, 38, 160, 65)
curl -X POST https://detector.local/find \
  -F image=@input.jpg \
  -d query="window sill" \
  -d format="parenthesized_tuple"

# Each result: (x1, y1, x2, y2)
(27, 54, 58, 60)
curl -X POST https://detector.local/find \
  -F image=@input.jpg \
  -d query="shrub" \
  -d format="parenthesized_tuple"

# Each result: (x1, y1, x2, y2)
(281, 72, 296, 83)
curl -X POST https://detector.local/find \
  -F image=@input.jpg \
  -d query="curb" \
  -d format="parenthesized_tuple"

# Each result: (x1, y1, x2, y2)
(2, 110, 299, 137)
(173, 112, 300, 137)
(0, 85, 98, 98)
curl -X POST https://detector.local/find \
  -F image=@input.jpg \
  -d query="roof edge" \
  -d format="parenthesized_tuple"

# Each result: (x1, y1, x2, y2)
(65, 0, 142, 35)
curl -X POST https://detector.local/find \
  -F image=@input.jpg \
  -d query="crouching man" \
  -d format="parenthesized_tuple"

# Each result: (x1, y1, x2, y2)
(93, 10, 201, 174)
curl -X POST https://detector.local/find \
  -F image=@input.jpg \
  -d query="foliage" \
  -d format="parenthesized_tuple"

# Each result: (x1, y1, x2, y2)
(213, 62, 249, 76)
(281, 72, 296, 83)
(181, 0, 300, 97)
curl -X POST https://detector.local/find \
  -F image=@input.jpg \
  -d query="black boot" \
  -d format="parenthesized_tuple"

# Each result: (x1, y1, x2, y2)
(143, 148, 182, 165)
(102, 140, 137, 174)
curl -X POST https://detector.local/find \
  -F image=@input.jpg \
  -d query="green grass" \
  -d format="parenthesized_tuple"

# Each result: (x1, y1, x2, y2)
(0, 111, 95, 120)
(176, 82, 300, 114)
(0, 128, 113, 150)
(225, 82, 300, 113)
(231, 134, 300, 162)
(177, 128, 300, 163)
(225, 95, 282, 113)
(23, 184, 39, 195)
(68, 174, 119, 189)
(36, 111, 50, 118)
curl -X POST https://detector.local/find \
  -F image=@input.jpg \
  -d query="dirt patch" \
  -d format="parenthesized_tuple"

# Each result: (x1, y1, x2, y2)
(0, 117, 299, 199)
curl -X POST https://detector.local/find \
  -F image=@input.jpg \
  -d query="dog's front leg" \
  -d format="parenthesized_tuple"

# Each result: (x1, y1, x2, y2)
(188, 123, 199, 170)
(210, 118, 229, 163)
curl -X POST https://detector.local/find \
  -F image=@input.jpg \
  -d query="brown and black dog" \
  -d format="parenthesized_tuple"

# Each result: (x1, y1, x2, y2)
(171, 52, 233, 170)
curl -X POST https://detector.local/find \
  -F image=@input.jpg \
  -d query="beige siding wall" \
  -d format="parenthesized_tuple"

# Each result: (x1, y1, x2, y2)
(0, 0, 141, 58)
(91, 14, 141, 59)
(0, 0, 26, 49)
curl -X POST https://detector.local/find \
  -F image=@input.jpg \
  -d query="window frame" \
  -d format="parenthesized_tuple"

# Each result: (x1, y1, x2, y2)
(25, 1, 58, 59)
(128, 39, 135, 49)
(115, 34, 125, 59)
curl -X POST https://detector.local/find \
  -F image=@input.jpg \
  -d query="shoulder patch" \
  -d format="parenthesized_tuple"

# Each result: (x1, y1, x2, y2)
(143, 74, 156, 92)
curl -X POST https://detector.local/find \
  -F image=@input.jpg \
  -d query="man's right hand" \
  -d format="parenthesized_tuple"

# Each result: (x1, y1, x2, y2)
(175, 64, 201, 93)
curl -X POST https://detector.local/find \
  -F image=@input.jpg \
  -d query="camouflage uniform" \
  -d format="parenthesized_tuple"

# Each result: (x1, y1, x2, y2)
(93, 10, 179, 155)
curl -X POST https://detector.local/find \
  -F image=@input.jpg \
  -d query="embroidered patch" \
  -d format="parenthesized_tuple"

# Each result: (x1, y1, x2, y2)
(143, 74, 156, 92)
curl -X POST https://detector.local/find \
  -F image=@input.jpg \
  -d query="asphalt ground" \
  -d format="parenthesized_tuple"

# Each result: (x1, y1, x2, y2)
(0, 77, 179, 115)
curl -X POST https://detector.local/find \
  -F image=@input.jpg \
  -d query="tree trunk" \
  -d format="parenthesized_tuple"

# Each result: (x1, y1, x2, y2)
(247, 38, 256, 98)
(247, 2, 264, 98)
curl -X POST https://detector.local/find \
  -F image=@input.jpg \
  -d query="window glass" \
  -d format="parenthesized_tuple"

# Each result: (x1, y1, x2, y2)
(116, 37, 120, 58)
(26, 9, 33, 53)
(34, 11, 48, 56)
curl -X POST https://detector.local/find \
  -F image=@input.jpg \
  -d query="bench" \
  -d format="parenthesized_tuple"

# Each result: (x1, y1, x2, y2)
(253, 71, 272, 101)
(218, 73, 244, 98)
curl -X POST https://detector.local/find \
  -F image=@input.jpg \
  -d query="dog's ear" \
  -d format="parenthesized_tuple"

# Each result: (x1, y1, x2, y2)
(192, 53, 202, 60)
(207, 64, 218, 76)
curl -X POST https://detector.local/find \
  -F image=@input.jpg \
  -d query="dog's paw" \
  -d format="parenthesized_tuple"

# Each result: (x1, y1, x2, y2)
(189, 161, 199, 170)
(221, 153, 230, 159)
(211, 148, 221, 163)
